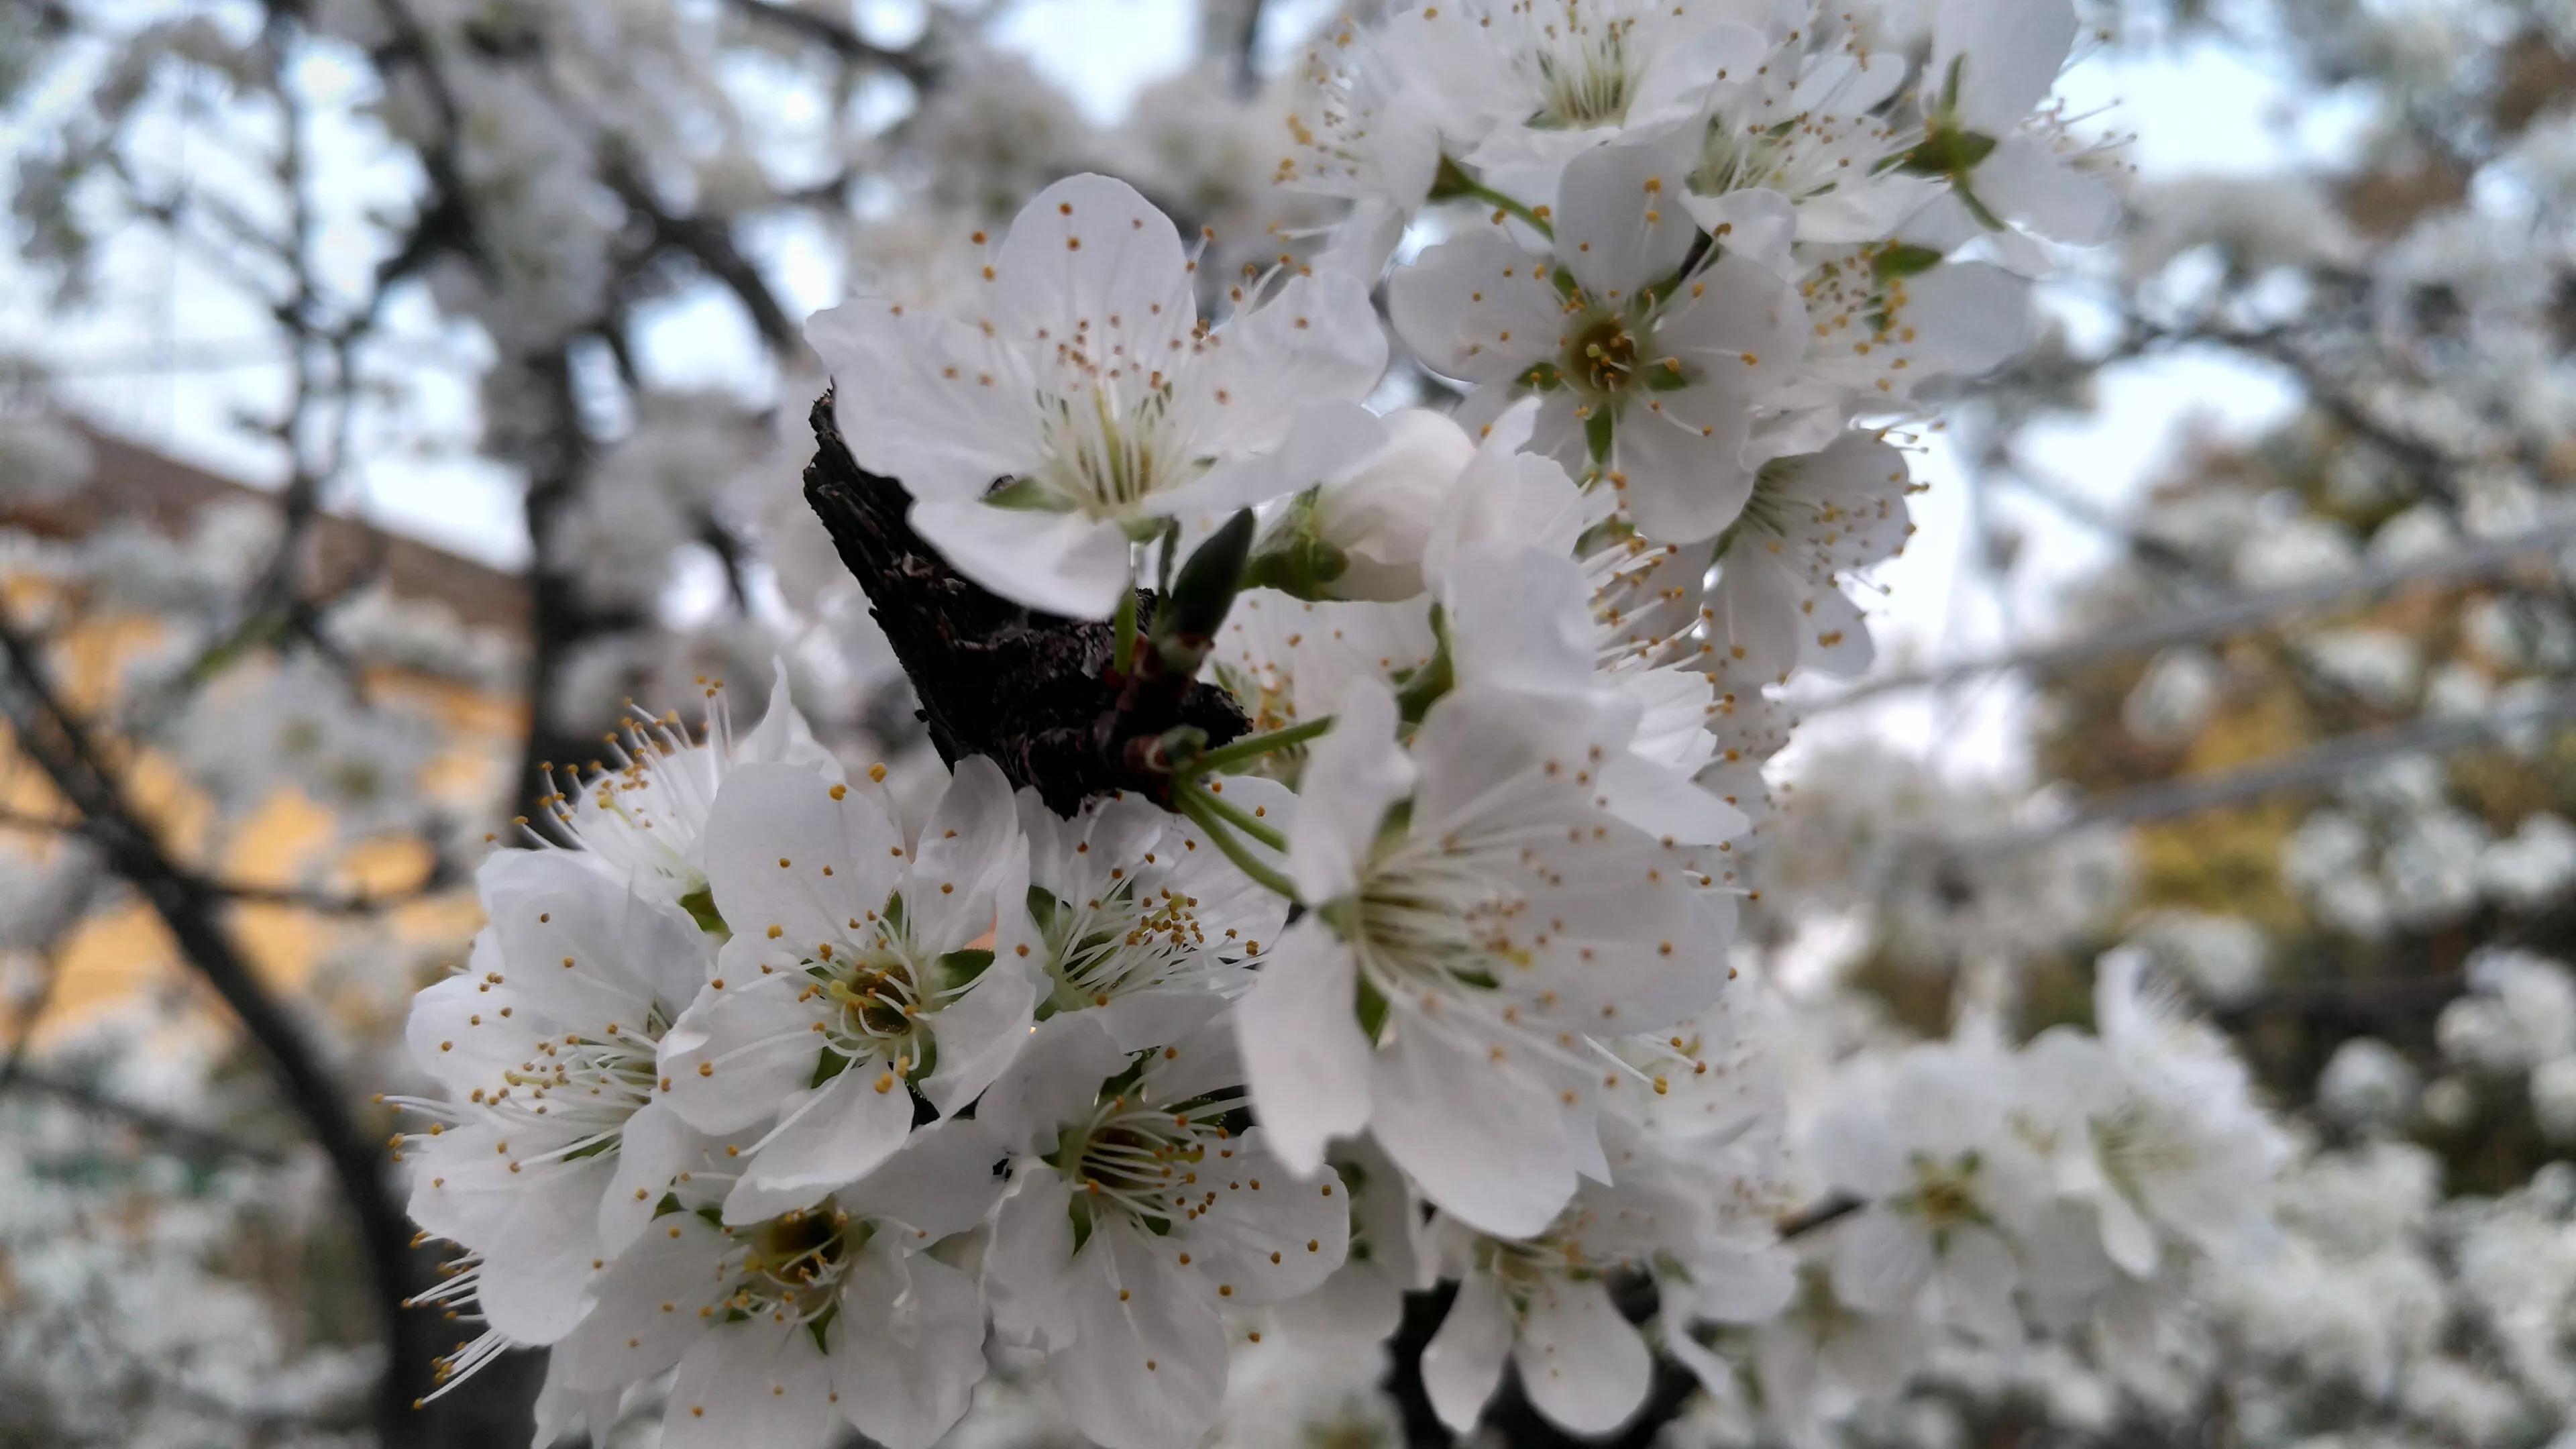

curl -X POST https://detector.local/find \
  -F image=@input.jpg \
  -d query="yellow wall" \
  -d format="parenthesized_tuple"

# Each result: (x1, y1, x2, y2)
(2, 596, 517, 1040)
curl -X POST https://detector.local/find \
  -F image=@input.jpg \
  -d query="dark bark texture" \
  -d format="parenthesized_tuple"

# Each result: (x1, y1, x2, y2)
(801, 390, 1250, 815)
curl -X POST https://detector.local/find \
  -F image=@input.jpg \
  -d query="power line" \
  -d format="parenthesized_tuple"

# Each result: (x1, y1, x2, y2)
(1977, 685, 2576, 852)
(1811, 517, 2576, 714)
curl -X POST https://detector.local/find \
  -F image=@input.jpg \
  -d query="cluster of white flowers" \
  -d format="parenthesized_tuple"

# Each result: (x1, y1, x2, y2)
(370, 3, 2317, 1441)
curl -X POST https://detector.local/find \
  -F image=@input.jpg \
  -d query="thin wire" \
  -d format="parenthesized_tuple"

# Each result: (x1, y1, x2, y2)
(1972, 686, 2576, 852)
(1810, 517, 2576, 715)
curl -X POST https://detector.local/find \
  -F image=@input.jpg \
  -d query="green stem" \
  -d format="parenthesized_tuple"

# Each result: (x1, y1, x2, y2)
(1177, 789, 1301, 902)
(1183, 715, 1335, 775)
(1184, 782, 1289, 851)
(1456, 178, 1554, 240)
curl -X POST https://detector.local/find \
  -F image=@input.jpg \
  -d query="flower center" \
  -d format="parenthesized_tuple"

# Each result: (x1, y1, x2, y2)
(725, 1201, 871, 1323)
(1040, 879, 1211, 1015)
(1348, 845, 1532, 1006)
(824, 951, 924, 1040)
(1568, 315, 1643, 396)
(1025, 383, 1194, 519)
(483, 1014, 667, 1157)
(1055, 1086, 1247, 1230)
(1531, 11, 1636, 128)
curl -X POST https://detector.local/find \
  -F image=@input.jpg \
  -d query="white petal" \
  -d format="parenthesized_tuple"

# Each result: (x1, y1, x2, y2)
(1443, 545, 1595, 696)
(809, 303, 1036, 499)
(659, 970, 823, 1134)
(1976, 135, 2120, 244)
(600, 1100, 698, 1254)
(475, 1158, 612, 1344)
(977, 1014, 1128, 1157)
(1794, 583, 1877, 678)
(1388, 229, 1562, 385)
(405, 951, 544, 1095)
(1831, 1208, 1935, 1313)
(830, 1243, 991, 1449)
(1629, 22, 1767, 123)
(1194, 273, 1389, 453)
(1678, 186, 1799, 277)
(1371, 1019, 1582, 1238)
(702, 762, 904, 959)
(1513, 1276, 1653, 1435)
(1282, 678, 1414, 904)
(2096, 1187, 2162, 1277)
(660, 1320, 837, 1449)
(1612, 402, 1756, 543)
(1932, 0, 2076, 133)
(1933, 1225, 2025, 1348)
(1156, 399, 1387, 521)
(909, 497, 1137, 621)
(986, 1167, 1080, 1348)
(1905, 260, 2035, 376)
(1420, 1270, 1514, 1433)
(1236, 923, 1375, 1176)
(923, 948, 1037, 1116)
(552, 1211, 733, 1390)
(993, 174, 1196, 359)
(1556, 130, 1702, 302)
(723, 1062, 919, 1224)
(1053, 1226, 1231, 1449)
(908, 754, 1025, 953)
(530, 1346, 619, 1449)
(1177, 1128, 1352, 1305)
(733, 662, 847, 782)
(843, 1116, 1011, 1242)
(479, 851, 678, 1035)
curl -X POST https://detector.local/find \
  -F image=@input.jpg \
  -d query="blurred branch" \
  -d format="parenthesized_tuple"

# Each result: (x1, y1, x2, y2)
(608, 166, 800, 351)
(721, 0, 936, 84)
(4, 1067, 296, 1167)
(2210, 971, 2468, 1032)
(1979, 685, 2576, 850)
(1230, 0, 1269, 94)
(1815, 517, 2576, 712)
(0, 605, 430, 1444)
(207, 865, 463, 918)
(1777, 1193, 1864, 1238)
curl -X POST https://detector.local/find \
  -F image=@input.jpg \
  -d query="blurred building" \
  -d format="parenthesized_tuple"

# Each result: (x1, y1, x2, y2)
(0, 426, 528, 1034)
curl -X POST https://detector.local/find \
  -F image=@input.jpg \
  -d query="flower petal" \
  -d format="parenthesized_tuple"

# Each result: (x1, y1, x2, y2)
(1236, 922, 1375, 1176)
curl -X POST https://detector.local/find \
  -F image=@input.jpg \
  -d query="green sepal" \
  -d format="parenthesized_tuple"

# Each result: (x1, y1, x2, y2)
(1896, 123, 1997, 179)
(1425, 154, 1479, 201)
(1393, 606, 1454, 724)
(1356, 977, 1391, 1043)
(1517, 360, 1565, 391)
(985, 477, 1072, 512)
(1872, 243, 1945, 280)
(676, 885, 728, 936)
(810, 1046, 854, 1089)
(1241, 490, 1353, 601)
(1153, 508, 1258, 668)
(939, 948, 996, 991)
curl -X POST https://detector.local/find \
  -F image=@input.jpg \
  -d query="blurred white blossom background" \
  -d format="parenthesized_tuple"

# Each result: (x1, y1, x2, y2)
(3, 0, 2575, 1446)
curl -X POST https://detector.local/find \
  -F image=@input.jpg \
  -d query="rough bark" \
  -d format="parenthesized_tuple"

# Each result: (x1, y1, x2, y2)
(800, 390, 1250, 814)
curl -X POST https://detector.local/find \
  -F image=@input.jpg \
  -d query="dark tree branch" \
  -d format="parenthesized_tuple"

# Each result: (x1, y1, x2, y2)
(800, 389, 1250, 814)
(3, 1067, 296, 1167)
(721, 0, 938, 85)
(0, 608, 434, 1445)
